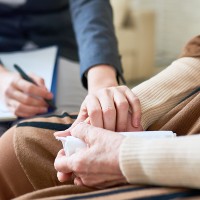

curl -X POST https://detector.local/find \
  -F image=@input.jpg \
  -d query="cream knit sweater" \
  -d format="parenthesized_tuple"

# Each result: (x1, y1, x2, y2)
(119, 57, 200, 189)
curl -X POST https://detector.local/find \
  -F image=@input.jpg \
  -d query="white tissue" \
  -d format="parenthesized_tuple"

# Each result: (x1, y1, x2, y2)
(56, 136, 87, 156)
(56, 131, 176, 156)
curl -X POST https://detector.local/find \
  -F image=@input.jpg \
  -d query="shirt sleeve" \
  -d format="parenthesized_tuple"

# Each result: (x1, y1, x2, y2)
(132, 57, 200, 130)
(69, 0, 124, 88)
(119, 134, 200, 189)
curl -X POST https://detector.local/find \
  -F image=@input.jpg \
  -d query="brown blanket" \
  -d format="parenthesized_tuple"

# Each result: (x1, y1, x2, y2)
(13, 91, 200, 200)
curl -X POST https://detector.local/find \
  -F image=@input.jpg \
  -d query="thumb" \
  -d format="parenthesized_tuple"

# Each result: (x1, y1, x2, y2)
(68, 102, 88, 131)
(70, 122, 98, 144)
(54, 130, 71, 137)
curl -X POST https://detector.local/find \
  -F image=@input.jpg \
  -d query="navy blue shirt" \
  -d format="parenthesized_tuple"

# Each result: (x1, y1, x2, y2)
(0, 0, 124, 88)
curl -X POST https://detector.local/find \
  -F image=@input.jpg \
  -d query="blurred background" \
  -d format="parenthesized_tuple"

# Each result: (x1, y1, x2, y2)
(110, 0, 200, 86)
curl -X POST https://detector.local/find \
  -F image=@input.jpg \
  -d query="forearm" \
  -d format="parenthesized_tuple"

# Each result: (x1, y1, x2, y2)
(132, 57, 200, 129)
(119, 134, 200, 189)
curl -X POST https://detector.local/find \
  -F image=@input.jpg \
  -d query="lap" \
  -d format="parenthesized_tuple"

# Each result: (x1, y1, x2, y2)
(14, 113, 77, 190)
(14, 184, 200, 200)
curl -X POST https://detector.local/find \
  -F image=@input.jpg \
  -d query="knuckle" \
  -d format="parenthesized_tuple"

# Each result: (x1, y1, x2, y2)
(103, 106, 115, 116)
(117, 101, 129, 110)
(73, 158, 84, 173)
(89, 108, 100, 118)
(97, 88, 109, 96)
(23, 95, 31, 104)
(24, 85, 34, 93)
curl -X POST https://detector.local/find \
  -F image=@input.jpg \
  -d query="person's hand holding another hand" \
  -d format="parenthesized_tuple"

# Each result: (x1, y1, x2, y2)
(54, 122, 127, 188)
(73, 65, 142, 132)
(0, 67, 53, 117)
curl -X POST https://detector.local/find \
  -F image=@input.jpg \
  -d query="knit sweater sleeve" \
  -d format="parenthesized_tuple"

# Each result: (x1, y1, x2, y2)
(119, 135, 200, 189)
(119, 57, 200, 189)
(132, 57, 200, 130)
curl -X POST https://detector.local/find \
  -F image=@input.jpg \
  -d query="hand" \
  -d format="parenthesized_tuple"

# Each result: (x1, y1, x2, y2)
(73, 65, 142, 131)
(54, 122, 127, 188)
(0, 69, 53, 117)
(73, 85, 142, 132)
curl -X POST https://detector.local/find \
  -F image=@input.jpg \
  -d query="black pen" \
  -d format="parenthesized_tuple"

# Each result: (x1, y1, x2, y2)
(14, 64, 57, 110)
(0, 58, 4, 66)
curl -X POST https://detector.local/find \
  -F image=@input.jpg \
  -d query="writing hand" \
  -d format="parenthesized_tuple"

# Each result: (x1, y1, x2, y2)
(0, 70, 53, 117)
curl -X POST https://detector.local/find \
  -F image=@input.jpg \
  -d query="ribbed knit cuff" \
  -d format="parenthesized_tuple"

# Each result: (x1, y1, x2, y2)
(132, 57, 200, 130)
(119, 135, 200, 189)
(119, 137, 149, 184)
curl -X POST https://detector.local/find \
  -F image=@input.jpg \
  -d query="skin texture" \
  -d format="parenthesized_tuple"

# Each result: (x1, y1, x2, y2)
(0, 63, 142, 133)
(54, 118, 142, 188)
(54, 66, 142, 188)
(76, 65, 142, 132)
(54, 122, 126, 188)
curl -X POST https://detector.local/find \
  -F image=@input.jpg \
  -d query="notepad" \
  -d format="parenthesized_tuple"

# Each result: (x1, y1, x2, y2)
(0, 46, 59, 121)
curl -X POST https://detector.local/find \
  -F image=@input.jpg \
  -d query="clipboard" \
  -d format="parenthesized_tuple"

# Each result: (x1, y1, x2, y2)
(0, 46, 59, 121)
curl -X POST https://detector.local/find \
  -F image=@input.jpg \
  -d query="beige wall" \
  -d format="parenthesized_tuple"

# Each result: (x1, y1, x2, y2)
(131, 0, 200, 67)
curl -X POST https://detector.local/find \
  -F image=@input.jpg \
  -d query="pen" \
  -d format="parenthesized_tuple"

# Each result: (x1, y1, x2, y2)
(0, 58, 4, 66)
(14, 64, 57, 110)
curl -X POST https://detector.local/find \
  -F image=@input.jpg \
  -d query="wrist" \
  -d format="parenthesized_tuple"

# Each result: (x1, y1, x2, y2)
(87, 65, 118, 93)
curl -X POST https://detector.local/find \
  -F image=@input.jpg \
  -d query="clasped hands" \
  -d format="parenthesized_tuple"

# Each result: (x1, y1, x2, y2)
(54, 85, 143, 188)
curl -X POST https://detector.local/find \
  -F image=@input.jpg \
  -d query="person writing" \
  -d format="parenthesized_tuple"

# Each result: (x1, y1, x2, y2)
(1, 0, 138, 134)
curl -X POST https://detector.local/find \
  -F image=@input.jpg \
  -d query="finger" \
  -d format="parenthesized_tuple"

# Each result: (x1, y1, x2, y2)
(95, 178, 127, 189)
(29, 73, 46, 88)
(70, 122, 106, 145)
(70, 101, 88, 130)
(125, 89, 141, 128)
(80, 174, 125, 188)
(54, 150, 73, 173)
(54, 130, 71, 137)
(8, 99, 48, 117)
(74, 177, 84, 186)
(85, 95, 103, 128)
(113, 89, 129, 132)
(98, 90, 116, 131)
(6, 87, 48, 107)
(12, 78, 53, 100)
(57, 171, 72, 182)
